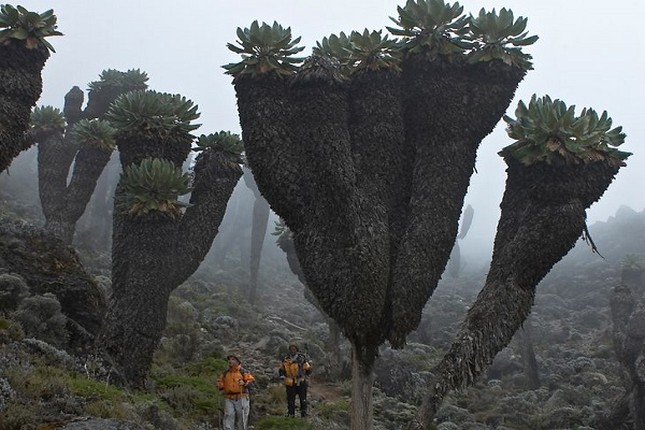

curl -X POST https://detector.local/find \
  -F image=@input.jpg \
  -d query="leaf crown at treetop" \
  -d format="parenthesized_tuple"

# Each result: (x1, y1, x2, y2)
(314, 32, 353, 75)
(69, 119, 116, 151)
(500, 95, 630, 166)
(107, 90, 201, 137)
(315, 29, 401, 75)
(387, 0, 472, 59)
(223, 20, 305, 77)
(30, 106, 65, 133)
(225, 1, 538, 77)
(87, 69, 149, 94)
(466, 7, 538, 69)
(118, 157, 191, 218)
(195, 132, 245, 165)
(388, 0, 538, 68)
(0, 4, 62, 52)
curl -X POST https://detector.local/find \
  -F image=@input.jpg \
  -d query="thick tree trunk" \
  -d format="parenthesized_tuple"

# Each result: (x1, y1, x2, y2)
(80, 152, 120, 251)
(0, 43, 49, 172)
(43, 217, 75, 244)
(106, 212, 177, 386)
(388, 59, 525, 346)
(174, 152, 241, 282)
(65, 146, 112, 228)
(350, 342, 375, 430)
(103, 150, 240, 386)
(38, 134, 75, 219)
(101, 273, 173, 387)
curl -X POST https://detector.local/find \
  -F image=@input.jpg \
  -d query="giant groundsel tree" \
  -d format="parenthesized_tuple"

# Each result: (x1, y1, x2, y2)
(225, 1, 545, 428)
(409, 95, 629, 427)
(99, 90, 243, 387)
(31, 69, 148, 244)
(0, 4, 61, 172)
(225, 0, 625, 429)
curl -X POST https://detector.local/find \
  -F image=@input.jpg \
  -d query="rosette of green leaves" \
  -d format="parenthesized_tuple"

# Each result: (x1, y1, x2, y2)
(387, 0, 471, 59)
(87, 69, 149, 94)
(107, 90, 200, 138)
(314, 32, 353, 75)
(195, 131, 245, 166)
(0, 5, 62, 52)
(347, 29, 401, 72)
(30, 105, 65, 133)
(466, 8, 538, 70)
(69, 119, 116, 151)
(500, 95, 630, 166)
(224, 21, 305, 77)
(119, 157, 191, 217)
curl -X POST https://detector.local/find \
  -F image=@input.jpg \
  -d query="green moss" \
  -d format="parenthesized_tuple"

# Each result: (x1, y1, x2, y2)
(316, 399, 350, 420)
(68, 375, 123, 401)
(254, 415, 312, 430)
(151, 370, 222, 416)
(186, 356, 229, 376)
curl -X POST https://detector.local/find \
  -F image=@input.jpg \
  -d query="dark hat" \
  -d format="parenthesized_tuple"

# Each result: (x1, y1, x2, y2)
(226, 354, 241, 363)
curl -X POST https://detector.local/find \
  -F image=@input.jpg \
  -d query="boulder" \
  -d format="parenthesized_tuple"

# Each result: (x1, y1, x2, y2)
(0, 214, 106, 353)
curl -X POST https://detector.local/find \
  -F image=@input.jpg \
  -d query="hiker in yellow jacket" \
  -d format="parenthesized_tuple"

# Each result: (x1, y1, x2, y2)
(279, 343, 312, 417)
(217, 354, 255, 430)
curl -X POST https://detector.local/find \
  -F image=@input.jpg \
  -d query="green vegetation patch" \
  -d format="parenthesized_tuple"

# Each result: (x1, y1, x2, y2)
(501, 95, 630, 166)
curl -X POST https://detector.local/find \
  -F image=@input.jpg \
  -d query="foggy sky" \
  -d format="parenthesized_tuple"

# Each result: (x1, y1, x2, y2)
(13, 0, 645, 256)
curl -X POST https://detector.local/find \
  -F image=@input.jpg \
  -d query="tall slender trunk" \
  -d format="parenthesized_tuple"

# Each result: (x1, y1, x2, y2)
(243, 166, 270, 305)
(517, 326, 540, 389)
(350, 342, 375, 430)
(248, 195, 270, 304)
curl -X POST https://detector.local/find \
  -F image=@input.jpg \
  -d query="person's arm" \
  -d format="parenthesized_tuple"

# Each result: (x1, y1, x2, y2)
(217, 373, 225, 391)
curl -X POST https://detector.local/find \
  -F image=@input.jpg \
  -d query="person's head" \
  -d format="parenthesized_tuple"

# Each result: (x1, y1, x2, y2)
(288, 344, 298, 355)
(226, 354, 241, 367)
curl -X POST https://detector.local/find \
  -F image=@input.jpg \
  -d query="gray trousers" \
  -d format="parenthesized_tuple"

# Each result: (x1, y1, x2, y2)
(223, 396, 250, 430)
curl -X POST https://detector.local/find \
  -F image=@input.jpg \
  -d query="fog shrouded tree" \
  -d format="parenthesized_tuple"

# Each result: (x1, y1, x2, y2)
(447, 203, 473, 277)
(100, 90, 242, 387)
(0, 5, 61, 172)
(601, 255, 645, 428)
(226, 2, 538, 427)
(242, 164, 271, 304)
(410, 96, 629, 427)
(33, 69, 148, 244)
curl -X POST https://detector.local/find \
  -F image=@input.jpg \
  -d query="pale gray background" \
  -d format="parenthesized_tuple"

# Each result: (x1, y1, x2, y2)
(14, 0, 644, 256)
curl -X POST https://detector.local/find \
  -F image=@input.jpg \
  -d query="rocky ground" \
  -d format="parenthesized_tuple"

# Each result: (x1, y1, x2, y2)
(0, 199, 644, 429)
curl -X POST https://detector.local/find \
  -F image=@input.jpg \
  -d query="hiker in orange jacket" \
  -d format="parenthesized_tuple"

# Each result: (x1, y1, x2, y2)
(279, 343, 312, 417)
(217, 354, 255, 430)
